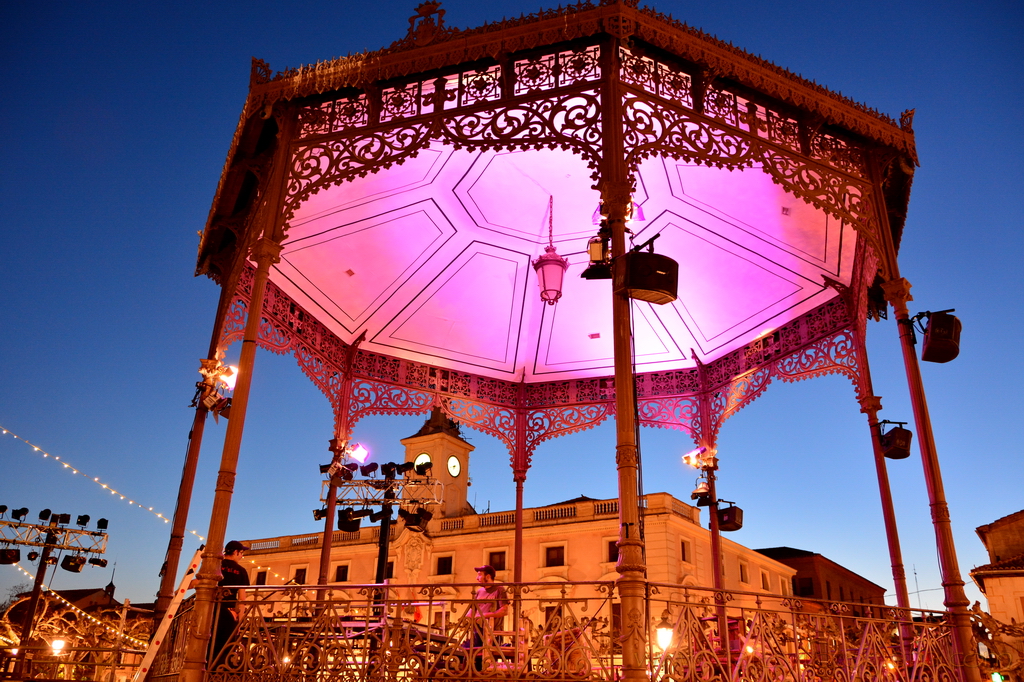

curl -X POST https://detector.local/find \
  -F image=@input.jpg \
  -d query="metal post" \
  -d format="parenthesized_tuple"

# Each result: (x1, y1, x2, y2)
(375, 487, 395, 585)
(179, 238, 282, 682)
(318, 440, 345, 585)
(704, 464, 731, 670)
(15, 532, 55, 676)
(883, 278, 981, 682)
(154, 400, 208, 624)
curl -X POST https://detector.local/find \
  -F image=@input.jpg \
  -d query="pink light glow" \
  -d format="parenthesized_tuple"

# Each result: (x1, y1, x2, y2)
(348, 443, 370, 464)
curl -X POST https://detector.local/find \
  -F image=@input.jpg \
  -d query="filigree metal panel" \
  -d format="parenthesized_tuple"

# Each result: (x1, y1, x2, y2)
(222, 269, 855, 452)
(152, 580, 970, 682)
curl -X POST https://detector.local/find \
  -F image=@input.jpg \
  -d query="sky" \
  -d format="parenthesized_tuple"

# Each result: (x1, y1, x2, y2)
(1, 0, 1021, 614)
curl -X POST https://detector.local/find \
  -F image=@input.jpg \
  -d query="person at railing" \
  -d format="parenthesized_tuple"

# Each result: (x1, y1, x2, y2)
(211, 541, 250, 667)
(465, 565, 508, 671)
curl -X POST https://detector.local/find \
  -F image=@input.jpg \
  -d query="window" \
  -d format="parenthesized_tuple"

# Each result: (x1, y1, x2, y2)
(739, 562, 749, 584)
(839, 586, 845, 601)
(488, 551, 506, 571)
(255, 571, 267, 586)
(436, 556, 453, 575)
(680, 540, 690, 563)
(795, 577, 814, 597)
(607, 540, 619, 563)
(545, 545, 565, 567)
(386, 561, 394, 580)
(335, 565, 349, 582)
(761, 572, 770, 591)
(826, 581, 832, 600)
(293, 568, 307, 584)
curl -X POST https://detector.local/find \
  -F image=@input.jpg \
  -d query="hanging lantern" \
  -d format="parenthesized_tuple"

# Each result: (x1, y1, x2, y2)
(532, 197, 568, 304)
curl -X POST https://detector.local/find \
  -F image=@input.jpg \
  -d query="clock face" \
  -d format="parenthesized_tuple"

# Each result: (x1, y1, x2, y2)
(446, 455, 462, 477)
(414, 453, 432, 470)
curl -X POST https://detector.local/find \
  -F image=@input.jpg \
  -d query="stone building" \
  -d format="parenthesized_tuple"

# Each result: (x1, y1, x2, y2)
(972, 510, 1024, 624)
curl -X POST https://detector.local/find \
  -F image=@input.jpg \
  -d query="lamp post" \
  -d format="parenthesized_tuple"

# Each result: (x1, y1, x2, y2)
(682, 448, 731, 662)
(0, 508, 109, 675)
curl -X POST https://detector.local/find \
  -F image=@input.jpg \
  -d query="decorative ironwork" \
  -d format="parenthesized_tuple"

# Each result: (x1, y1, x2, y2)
(298, 95, 370, 136)
(525, 403, 615, 461)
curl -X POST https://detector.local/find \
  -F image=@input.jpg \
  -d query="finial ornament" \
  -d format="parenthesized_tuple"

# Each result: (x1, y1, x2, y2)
(408, 2, 446, 47)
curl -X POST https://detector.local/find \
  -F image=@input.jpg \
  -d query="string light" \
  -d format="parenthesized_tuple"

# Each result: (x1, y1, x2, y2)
(0, 424, 204, 541)
(9, 563, 149, 648)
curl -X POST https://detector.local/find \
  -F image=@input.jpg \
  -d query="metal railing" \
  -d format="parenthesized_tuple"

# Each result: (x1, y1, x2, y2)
(144, 580, 979, 682)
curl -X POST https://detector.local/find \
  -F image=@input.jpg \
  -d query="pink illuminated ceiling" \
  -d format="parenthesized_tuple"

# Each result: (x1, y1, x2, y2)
(275, 143, 855, 382)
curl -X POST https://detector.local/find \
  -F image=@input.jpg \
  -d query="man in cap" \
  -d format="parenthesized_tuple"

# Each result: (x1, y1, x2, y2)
(211, 540, 250, 667)
(467, 564, 507, 670)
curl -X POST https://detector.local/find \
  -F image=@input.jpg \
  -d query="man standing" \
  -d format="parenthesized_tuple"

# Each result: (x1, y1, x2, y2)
(467, 565, 507, 670)
(211, 540, 249, 667)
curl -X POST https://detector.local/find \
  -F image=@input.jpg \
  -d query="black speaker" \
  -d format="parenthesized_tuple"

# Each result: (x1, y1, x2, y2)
(881, 427, 913, 460)
(921, 312, 961, 363)
(717, 505, 743, 532)
(613, 251, 679, 305)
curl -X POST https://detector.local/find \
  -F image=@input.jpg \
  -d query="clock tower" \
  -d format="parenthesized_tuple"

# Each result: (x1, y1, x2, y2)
(401, 408, 475, 518)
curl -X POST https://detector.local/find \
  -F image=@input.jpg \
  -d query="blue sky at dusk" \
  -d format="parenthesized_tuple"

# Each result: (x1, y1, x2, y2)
(1, 0, 1021, 612)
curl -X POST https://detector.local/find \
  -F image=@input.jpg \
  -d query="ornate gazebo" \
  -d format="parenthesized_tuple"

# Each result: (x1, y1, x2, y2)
(157, 2, 985, 681)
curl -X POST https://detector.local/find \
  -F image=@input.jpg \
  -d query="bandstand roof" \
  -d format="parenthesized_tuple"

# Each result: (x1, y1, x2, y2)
(197, 1, 916, 434)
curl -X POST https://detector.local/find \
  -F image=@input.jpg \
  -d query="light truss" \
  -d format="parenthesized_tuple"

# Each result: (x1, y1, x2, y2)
(0, 520, 108, 554)
(320, 479, 443, 509)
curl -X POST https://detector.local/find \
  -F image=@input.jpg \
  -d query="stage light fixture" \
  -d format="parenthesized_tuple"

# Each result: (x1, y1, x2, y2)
(38, 509, 52, 521)
(370, 508, 392, 523)
(0, 505, 7, 516)
(0, 549, 21, 564)
(27, 551, 40, 561)
(313, 508, 328, 521)
(690, 480, 710, 500)
(396, 462, 415, 475)
(581, 222, 612, 280)
(88, 558, 108, 568)
(77, 515, 90, 527)
(399, 508, 433, 533)
(879, 421, 913, 460)
(96, 518, 109, 530)
(681, 447, 709, 468)
(11, 508, 28, 521)
(61, 555, 86, 573)
(319, 463, 332, 474)
(414, 461, 432, 476)
(337, 508, 362, 533)
(56, 513, 71, 525)
(921, 310, 961, 363)
(347, 443, 370, 463)
(717, 504, 744, 532)
(380, 462, 398, 478)
(360, 462, 379, 476)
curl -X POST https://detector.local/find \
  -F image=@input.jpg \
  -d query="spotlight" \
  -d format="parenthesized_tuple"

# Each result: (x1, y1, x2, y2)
(690, 480, 710, 500)
(581, 223, 612, 280)
(396, 462, 415, 475)
(380, 462, 398, 478)
(360, 462, 379, 476)
(11, 508, 29, 521)
(414, 461, 432, 476)
(76, 515, 90, 527)
(88, 558, 108, 568)
(682, 446, 709, 468)
(56, 513, 71, 525)
(38, 509, 52, 522)
(399, 508, 433, 533)
(717, 504, 744, 532)
(337, 508, 362, 533)
(0, 505, 6, 516)
(27, 552, 40, 562)
(370, 508, 392, 523)
(0, 549, 21, 565)
(879, 422, 913, 460)
(44, 556, 57, 565)
(96, 518, 109, 530)
(921, 310, 961, 363)
(313, 508, 328, 521)
(61, 555, 86, 573)
(319, 463, 333, 474)
(347, 443, 370, 463)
